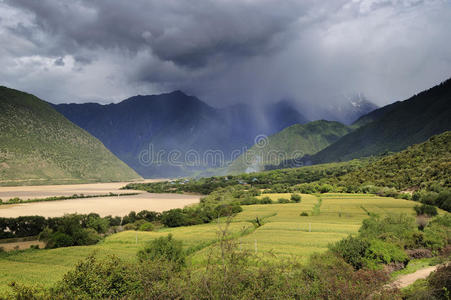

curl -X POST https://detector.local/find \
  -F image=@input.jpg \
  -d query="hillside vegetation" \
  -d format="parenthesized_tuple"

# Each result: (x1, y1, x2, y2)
(0, 87, 141, 185)
(308, 78, 451, 164)
(334, 131, 450, 192)
(228, 120, 352, 173)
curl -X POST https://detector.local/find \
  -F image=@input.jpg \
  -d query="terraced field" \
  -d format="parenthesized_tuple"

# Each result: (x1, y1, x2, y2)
(233, 193, 420, 260)
(0, 193, 428, 295)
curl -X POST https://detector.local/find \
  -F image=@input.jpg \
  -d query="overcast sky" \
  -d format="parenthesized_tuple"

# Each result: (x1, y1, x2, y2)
(0, 0, 450, 106)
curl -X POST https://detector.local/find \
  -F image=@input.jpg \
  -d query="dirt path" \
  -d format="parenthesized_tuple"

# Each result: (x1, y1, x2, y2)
(390, 265, 439, 289)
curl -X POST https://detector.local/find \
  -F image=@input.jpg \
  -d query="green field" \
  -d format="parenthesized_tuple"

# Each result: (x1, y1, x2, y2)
(0, 193, 432, 295)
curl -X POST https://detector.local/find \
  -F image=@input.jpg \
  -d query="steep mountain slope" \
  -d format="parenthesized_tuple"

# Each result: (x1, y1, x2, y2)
(55, 91, 223, 177)
(306, 78, 451, 164)
(227, 120, 352, 174)
(0, 87, 141, 185)
(334, 131, 450, 191)
(351, 100, 400, 128)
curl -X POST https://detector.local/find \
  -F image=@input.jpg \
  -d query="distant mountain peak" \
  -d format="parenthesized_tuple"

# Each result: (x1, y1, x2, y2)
(316, 94, 378, 125)
(168, 90, 188, 96)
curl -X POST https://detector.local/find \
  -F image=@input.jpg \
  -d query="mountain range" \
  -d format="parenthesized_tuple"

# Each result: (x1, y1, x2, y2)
(3, 76, 448, 182)
(54, 92, 375, 178)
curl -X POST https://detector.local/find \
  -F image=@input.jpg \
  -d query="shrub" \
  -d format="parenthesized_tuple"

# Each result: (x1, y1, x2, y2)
(136, 210, 161, 222)
(86, 214, 109, 234)
(47, 232, 74, 248)
(53, 255, 139, 299)
(430, 214, 451, 227)
(1, 216, 47, 238)
(82, 228, 102, 245)
(278, 198, 290, 204)
(161, 209, 188, 227)
(138, 222, 154, 232)
(300, 212, 309, 216)
(39, 215, 102, 249)
(436, 190, 451, 212)
(422, 224, 448, 250)
(214, 204, 243, 217)
(303, 253, 393, 299)
(259, 196, 272, 204)
(239, 196, 259, 205)
(364, 239, 408, 267)
(414, 204, 438, 217)
(8, 197, 22, 204)
(329, 236, 370, 270)
(123, 223, 137, 231)
(291, 194, 302, 203)
(413, 189, 451, 212)
(105, 215, 122, 227)
(359, 214, 417, 246)
(318, 184, 333, 193)
(428, 264, 451, 299)
(137, 234, 185, 269)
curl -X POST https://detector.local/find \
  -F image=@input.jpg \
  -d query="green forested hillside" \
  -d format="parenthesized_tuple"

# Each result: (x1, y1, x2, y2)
(0, 87, 141, 185)
(228, 120, 352, 173)
(308, 78, 451, 164)
(333, 131, 451, 191)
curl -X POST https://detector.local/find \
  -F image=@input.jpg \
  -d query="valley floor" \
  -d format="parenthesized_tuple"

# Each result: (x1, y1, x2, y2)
(0, 180, 200, 217)
(0, 193, 430, 296)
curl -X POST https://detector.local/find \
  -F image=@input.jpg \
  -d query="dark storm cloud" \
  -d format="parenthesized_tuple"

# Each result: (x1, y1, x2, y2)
(5, 0, 308, 68)
(0, 0, 450, 105)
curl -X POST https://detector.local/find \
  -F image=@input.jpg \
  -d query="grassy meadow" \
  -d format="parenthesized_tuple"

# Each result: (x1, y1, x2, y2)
(0, 193, 433, 295)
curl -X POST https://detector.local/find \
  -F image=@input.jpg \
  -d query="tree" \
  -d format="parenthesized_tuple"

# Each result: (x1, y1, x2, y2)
(291, 194, 302, 203)
(137, 234, 185, 269)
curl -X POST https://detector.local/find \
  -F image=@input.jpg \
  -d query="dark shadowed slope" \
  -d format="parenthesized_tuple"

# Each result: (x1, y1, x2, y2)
(307, 78, 451, 164)
(0, 87, 141, 185)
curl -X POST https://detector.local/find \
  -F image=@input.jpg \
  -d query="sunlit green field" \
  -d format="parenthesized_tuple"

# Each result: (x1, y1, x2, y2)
(0, 193, 427, 295)
(234, 193, 421, 261)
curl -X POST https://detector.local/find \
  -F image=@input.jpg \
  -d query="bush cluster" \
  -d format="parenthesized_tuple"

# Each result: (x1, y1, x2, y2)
(414, 204, 438, 216)
(331, 214, 450, 270)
